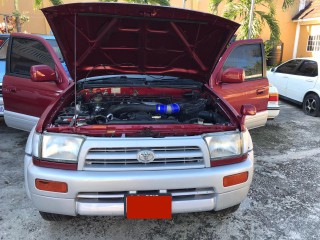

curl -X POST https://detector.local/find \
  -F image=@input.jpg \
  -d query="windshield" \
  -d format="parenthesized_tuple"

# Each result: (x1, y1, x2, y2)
(47, 39, 63, 62)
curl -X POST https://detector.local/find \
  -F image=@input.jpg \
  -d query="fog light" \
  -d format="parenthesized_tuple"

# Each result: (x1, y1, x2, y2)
(223, 172, 248, 187)
(35, 179, 68, 193)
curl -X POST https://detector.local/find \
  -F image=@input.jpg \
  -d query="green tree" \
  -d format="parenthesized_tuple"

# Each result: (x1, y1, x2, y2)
(210, 0, 278, 40)
(99, 0, 170, 6)
(34, 0, 63, 9)
(210, 0, 296, 40)
(211, 0, 296, 13)
(13, 0, 21, 32)
(281, 0, 295, 10)
(13, 0, 29, 32)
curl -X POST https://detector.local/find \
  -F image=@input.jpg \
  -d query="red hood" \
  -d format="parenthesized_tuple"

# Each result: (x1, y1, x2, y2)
(42, 3, 239, 82)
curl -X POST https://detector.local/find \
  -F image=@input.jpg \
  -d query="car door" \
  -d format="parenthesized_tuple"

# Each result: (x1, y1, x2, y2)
(268, 59, 303, 97)
(286, 60, 318, 102)
(210, 40, 269, 129)
(2, 36, 68, 131)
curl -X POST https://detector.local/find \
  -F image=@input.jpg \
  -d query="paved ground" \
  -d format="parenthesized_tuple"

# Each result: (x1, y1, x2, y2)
(0, 101, 319, 240)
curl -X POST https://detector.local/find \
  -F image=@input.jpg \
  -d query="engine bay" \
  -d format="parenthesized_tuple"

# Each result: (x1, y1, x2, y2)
(53, 87, 230, 126)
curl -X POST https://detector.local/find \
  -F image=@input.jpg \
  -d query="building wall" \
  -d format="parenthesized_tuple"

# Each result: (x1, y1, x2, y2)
(259, 0, 299, 62)
(296, 23, 320, 58)
(0, 0, 48, 33)
(0, 0, 92, 34)
(171, 0, 300, 62)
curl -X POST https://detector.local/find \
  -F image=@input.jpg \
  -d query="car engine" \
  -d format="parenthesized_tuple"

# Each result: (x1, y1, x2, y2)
(53, 89, 229, 126)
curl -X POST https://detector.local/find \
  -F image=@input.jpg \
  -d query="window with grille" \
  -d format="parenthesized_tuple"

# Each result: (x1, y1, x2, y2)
(307, 35, 320, 51)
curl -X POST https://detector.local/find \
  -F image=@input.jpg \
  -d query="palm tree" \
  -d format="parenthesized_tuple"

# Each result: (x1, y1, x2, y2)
(13, 0, 29, 32)
(210, 0, 224, 14)
(99, 0, 170, 6)
(13, 0, 21, 32)
(282, 0, 295, 10)
(210, 0, 283, 40)
(211, 0, 296, 13)
(210, 0, 297, 40)
(34, 0, 63, 9)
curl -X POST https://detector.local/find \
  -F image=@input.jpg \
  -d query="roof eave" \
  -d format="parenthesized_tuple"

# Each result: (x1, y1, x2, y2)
(292, 17, 320, 22)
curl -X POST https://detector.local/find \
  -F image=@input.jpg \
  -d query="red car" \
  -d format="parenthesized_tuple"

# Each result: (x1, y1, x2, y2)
(2, 30, 268, 131)
(2, 2, 266, 220)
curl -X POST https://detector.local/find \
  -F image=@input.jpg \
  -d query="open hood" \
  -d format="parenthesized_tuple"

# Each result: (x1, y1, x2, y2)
(42, 3, 239, 82)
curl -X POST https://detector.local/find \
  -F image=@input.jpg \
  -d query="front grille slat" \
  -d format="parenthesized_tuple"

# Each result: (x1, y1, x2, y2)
(84, 146, 204, 170)
(77, 188, 214, 201)
(87, 152, 137, 160)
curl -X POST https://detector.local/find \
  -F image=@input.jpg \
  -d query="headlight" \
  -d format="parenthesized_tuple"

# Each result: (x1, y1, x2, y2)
(204, 131, 243, 160)
(32, 133, 84, 163)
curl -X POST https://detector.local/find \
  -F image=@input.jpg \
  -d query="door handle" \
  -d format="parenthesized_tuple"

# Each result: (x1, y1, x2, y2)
(306, 79, 313, 82)
(256, 88, 265, 95)
(8, 87, 17, 93)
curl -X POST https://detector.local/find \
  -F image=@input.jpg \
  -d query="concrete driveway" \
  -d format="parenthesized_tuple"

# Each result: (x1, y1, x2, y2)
(0, 100, 319, 240)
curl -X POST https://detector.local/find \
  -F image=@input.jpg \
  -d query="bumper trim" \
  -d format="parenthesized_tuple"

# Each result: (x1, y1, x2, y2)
(267, 107, 280, 111)
(76, 198, 215, 216)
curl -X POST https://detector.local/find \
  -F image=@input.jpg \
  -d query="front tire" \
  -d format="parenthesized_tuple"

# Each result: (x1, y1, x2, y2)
(303, 93, 320, 117)
(39, 211, 74, 221)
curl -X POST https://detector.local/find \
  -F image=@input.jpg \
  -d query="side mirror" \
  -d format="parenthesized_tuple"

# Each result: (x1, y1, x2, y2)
(30, 65, 57, 82)
(241, 104, 256, 116)
(270, 67, 275, 72)
(221, 68, 245, 83)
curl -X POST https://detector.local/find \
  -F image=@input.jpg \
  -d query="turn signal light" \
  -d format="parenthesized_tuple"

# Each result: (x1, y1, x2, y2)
(35, 179, 68, 193)
(223, 172, 248, 187)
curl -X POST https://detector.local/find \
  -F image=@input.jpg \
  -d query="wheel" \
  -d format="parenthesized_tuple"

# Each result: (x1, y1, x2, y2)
(212, 204, 240, 215)
(303, 93, 320, 117)
(39, 211, 74, 221)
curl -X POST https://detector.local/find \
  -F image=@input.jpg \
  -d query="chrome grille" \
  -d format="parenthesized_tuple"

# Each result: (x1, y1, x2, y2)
(77, 188, 214, 202)
(84, 146, 204, 170)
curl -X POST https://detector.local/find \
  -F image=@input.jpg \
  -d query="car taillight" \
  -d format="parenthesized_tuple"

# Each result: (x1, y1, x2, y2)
(269, 93, 279, 102)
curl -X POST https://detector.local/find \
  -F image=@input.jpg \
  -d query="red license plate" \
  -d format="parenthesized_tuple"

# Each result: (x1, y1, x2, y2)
(125, 195, 172, 219)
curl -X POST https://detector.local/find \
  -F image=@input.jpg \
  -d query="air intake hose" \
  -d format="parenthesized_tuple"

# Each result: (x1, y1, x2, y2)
(108, 103, 180, 116)
(155, 103, 180, 114)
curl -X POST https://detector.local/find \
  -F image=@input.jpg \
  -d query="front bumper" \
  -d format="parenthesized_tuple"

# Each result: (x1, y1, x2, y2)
(25, 153, 254, 216)
(267, 107, 280, 119)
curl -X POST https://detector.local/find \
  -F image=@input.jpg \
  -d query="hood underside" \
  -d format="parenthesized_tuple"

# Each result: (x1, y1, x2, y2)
(42, 3, 239, 82)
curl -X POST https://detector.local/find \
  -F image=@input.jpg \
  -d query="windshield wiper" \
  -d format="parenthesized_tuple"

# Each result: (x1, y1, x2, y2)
(77, 76, 146, 89)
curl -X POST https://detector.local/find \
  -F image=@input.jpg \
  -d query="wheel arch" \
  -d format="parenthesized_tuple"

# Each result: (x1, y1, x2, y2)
(303, 90, 320, 101)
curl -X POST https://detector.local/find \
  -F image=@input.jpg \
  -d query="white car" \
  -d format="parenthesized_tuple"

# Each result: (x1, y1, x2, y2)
(267, 84, 280, 119)
(267, 58, 320, 116)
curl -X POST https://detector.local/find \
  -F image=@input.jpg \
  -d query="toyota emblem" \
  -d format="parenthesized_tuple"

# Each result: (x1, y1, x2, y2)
(137, 150, 155, 163)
